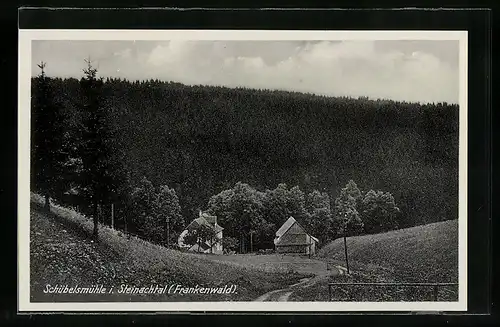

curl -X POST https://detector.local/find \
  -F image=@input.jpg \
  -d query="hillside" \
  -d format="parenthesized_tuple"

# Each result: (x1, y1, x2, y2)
(29, 195, 304, 302)
(318, 219, 459, 283)
(31, 77, 459, 236)
(288, 220, 459, 301)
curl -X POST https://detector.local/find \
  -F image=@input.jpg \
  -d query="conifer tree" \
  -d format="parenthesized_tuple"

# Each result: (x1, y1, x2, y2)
(79, 58, 121, 239)
(31, 62, 67, 211)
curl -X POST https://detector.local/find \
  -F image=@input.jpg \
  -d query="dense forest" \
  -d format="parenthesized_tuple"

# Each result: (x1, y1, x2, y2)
(31, 73, 459, 251)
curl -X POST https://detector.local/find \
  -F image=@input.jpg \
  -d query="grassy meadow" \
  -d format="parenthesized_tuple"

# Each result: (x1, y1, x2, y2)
(29, 194, 305, 302)
(291, 220, 459, 301)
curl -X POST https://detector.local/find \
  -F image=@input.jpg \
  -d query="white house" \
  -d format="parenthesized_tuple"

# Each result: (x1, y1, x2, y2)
(178, 211, 224, 254)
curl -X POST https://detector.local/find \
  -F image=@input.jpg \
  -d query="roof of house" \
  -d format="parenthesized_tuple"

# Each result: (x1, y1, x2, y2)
(275, 216, 297, 238)
(213, 223, 224, 233)
(189, 242, 211, 252)
(200, 211, 217, 226)
(275, 216, 319, 245)
(185, 212, 223, 233)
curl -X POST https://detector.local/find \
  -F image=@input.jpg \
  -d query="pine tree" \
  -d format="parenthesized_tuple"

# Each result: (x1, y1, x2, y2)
(79, 58, 121, 239)
(31, 62, 67, 211)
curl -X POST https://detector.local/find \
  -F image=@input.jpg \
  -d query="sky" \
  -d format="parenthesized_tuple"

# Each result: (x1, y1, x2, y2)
(31, 40, 459, 104)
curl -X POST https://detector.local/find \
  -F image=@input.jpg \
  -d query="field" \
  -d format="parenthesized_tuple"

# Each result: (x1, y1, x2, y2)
(291, 220, 459, 301)
(189, 253, 330, 276)
(318, 219, 458, 283)
(184, 253, 339, 301)
(29, 194, 305, 302)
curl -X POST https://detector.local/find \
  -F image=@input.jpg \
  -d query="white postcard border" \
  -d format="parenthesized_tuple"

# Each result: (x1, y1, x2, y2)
(18, 29, 468, 312)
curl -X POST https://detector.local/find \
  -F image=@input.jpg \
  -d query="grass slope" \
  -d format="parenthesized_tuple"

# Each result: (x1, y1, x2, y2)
(192, 253, 328, 276)
(318, 220, 458, 283)
(29, 194, 304, 302)
(291, 220, 459, 302)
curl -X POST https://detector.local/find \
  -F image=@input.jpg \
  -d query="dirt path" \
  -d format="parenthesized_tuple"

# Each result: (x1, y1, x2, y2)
(254, 264, 344, 302)
(254, 276, 314, 301)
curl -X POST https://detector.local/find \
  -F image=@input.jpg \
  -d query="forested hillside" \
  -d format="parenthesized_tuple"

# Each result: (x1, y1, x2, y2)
(31, 76, 459, 248)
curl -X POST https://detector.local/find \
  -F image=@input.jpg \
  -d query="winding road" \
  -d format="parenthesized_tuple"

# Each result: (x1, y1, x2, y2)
(254, 263, 346, 302)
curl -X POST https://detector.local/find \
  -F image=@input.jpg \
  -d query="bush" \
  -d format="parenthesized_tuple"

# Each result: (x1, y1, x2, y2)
(222, 236, 239, 253)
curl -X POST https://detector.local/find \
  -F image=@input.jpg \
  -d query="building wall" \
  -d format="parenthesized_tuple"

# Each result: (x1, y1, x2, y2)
(178, 230, 189, 248)
(276, 244, 308, 254)
(305, 235, 316, 255)
(287, 222, 305, 234)
(278, 223, 306, 244)
(178, 228, 224, 254)
(214, 230, 223, 254)
(275, 220, 318, 255)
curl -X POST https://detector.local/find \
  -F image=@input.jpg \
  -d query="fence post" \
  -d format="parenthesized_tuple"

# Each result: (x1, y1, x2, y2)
(433, 285, 438, 301)
(343, 233, 350, 274)
(111, 203, 114, 230)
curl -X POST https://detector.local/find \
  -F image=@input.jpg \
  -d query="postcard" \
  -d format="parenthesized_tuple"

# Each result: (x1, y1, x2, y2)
(18, 29, 467, 312)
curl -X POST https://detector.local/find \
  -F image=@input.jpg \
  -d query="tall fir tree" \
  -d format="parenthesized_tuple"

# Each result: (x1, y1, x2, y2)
(79, 58, 121, 239)
(31, 62, 67, 211)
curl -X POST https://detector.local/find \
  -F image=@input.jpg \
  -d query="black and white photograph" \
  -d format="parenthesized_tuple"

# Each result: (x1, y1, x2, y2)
(18, 30, 467, 312)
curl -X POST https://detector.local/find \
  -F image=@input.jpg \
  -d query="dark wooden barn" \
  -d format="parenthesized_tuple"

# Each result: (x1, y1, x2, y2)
(274, 216, 319, 255)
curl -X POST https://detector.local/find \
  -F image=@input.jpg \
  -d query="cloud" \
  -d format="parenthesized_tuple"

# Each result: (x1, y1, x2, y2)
(148, 41, 196, 66)
(137, 40, 457, 103)
(31, 40, 459, 104)
(114, 48, 131, 59)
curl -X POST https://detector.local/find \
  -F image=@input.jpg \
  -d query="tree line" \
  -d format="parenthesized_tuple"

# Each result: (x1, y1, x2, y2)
(202, 180, 399, 253)
(31, 60, 459, 250)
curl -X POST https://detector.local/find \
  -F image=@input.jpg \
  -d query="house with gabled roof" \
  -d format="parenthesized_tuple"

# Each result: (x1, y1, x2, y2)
(274, 216, 319, 255)
(178, 210, 224, 254)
